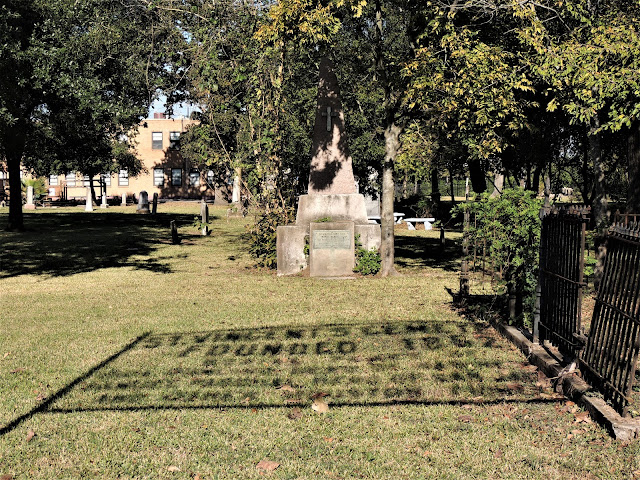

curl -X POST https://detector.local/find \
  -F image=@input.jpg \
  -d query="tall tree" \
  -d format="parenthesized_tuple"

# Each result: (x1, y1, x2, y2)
(0, 0, 186, 230)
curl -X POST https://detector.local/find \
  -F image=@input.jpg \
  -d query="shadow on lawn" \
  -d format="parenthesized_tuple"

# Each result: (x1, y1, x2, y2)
(1, 318, 562, 436)
(394, 233, 462, 271)
(0, 212, 216, 278)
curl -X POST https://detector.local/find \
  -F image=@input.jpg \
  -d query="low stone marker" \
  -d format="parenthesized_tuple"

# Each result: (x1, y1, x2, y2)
(201, 200, 209, 236)
(152, 193, 158, 215)
(25, 185, 36, 210)
(85, 187, 93, 212)
(121, 193, 127, 206)
(101, 193, 108, 209)
(136, 190, 150, 214)
(170, 220, 180, 244)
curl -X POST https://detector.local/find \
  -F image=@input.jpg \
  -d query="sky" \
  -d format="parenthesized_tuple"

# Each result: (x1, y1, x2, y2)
(148, 95, 200, 119)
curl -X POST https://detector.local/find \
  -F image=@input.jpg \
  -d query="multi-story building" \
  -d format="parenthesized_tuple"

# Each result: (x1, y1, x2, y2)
(43, 116, 231, 203)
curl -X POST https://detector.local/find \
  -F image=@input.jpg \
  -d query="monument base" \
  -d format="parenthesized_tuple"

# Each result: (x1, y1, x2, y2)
(276, 225, 307, 276)
(296, 194, 368, 226)
(355, 223, 381, 252)
(24, 204, 36, 210)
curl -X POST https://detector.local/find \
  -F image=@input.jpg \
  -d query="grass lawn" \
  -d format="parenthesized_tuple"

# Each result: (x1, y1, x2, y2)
(1, 202, 639, 479)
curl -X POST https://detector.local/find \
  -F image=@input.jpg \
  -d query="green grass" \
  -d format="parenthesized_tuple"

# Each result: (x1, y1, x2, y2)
(1, 203, 639, 479)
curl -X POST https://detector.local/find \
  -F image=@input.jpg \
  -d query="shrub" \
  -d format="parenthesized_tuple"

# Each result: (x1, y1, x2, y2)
(354, 234, 381, 275)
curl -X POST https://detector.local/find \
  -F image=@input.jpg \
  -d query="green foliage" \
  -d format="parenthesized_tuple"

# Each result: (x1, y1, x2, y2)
(353, 234, 381, 275)
(247, 198, 295, 269)
(21, 178, 46, 199)
(456, 188, 542, 321)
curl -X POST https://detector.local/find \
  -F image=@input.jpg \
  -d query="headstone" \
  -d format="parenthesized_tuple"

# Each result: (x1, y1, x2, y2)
(25, 185, 36, 210)
(201, 200, 209, 236)
(309, 222, 355, 277)
(121, 193, 127, 206)
(276, 57, 381, 276)
(136, 190, 150, 214)
(170, 220, 180, 244)
(101, 193, 108, 209)
(85, 187, 93, 212)
(152, 193, 158, 214)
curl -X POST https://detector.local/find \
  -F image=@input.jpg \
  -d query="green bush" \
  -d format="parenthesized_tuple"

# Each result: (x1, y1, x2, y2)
(247, 200, 295, 269)
(454, 188, 542, 324)
(354, 234, 381, 275)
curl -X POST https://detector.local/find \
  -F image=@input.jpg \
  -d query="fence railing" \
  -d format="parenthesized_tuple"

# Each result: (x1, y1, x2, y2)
(534, 206, 589, 357)
(579, 222, 640, 416)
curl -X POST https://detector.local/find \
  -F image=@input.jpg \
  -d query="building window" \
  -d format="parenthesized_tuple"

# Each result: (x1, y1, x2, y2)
(83, 175, 91, 187)
(118, 169, 129, 186)
(65, 173, 76, 187)
(189, 169, 200, 187)
(0, 171, 7, 179)
(154, 168, 164, 187)
(169, 131, 181, 149)
(152, 132, 163, 150)
(101, 173, 111, 186)
(49, 175, 58, 186)
(171, 168, 182, 186)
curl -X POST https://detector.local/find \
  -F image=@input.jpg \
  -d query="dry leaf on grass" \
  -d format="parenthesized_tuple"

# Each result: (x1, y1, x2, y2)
(278, 385, 296, 394)
(536, 371, 552, 389)
(10, 368, 24, 374)
(256, 460, 280, 472)
(288, 407, 302, 420)
(458, 415, 473, 423)
(3, 352, 9, 359)
(26, 430, 35, 442)
(312, 398, 329, 414)
(574, 411, 592, 424)
(167, 466, 181, 472)
(1, 475, 13, 480)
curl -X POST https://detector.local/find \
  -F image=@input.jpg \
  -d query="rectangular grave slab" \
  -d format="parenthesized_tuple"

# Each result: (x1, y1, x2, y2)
(309, 221, 354, 277)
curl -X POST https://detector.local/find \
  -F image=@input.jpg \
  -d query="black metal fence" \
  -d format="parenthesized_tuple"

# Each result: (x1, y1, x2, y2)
(579, 222, 640, 416)
(534, 206, 589, 357)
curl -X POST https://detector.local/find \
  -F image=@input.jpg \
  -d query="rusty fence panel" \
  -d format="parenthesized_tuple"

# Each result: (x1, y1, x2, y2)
(535, 207, 589, 357)
(580, 222, 640, 416)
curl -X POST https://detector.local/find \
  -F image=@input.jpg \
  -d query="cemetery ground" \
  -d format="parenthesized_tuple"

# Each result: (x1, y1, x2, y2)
(0, 203, 639, 480)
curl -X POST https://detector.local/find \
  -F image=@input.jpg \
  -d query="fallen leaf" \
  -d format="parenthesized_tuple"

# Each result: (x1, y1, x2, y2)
(26, 430, 35, 442)
(35, 394, 46, 402)
(506, 382, 524, 392)
(167, 466, 181, 472)
(311, 392, 329, 399)
(323, 437, 334, 443)
(278, 385, 296, 394)
(422, 451, 433, 456)
(256, 460, 280, 472)
(1, 475, 13, 480)
(522, 364, 538, 373)
(536, 371, 552, 388)
(10, 368, 25, 374)
(3, 352, 9, 359)
(493, 449, 503, 458)
(312, 398, 329, 414)
(458, 415, 473, 423)
(574, 412, 592, 424)
(194, 475, 203, 480)
(287, 407, 302, 420)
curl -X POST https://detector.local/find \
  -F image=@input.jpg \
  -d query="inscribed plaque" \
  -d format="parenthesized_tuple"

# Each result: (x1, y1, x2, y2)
(313, 230, 351, 250)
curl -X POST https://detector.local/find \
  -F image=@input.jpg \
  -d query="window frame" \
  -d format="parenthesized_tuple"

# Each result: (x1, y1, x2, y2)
(171, 168, 182, 187)
(152, 132, 163, 150)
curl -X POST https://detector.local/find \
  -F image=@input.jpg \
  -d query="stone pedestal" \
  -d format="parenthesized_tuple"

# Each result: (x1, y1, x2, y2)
(121, 193, 127, 206)
(100, 193, 109, 209)
(25, 185, 36, 210)
(295, 194, 368, 226)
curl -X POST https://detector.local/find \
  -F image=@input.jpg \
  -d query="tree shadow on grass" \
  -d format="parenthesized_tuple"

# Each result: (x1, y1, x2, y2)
(0, 212, 217, 279)
(0, 318, 562, 436)
(394, 233, 463, 271)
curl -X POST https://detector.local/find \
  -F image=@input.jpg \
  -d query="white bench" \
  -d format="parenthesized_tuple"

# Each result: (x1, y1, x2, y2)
(404, 217, 436, 230)
(367, 212, 406, 224)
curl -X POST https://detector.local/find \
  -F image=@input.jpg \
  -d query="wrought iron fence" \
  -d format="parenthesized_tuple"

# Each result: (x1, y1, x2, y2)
(534, 206, 589, 357)
(579, 222, 640, 416)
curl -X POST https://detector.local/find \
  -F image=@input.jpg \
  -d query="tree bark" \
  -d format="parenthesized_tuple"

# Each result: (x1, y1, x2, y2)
(380, 122, 402, 277)
(5, 126, 26, 231)
(468, 159, 486, 194)
(491, 172, 504, 197)
(627, 121, 640, 213)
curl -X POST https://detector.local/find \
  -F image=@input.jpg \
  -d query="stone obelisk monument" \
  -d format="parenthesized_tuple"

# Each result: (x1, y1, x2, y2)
(277, 57, 381, 276)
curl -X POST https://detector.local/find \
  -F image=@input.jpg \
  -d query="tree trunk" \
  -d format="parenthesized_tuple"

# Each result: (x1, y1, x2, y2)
(5, 127, 26, 231)
(627, 121, 640, 213)
(468, 159, 486, 194)
(590, 119, 608, 229)
(380, 123, 402, 277)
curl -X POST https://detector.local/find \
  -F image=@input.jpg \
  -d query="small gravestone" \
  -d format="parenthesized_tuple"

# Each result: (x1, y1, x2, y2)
(201, 200, 209, 236)
(100, 193, 108, 209)
(136, 190, 150, 214)
(84, 187, 93, 212)
(25, 185, 36, 210)
(121, 193, 127, 206)
(152, 193, 158, 214)
(170, 220, 180, 244)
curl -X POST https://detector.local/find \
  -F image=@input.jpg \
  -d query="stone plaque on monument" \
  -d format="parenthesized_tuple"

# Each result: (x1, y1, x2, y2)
(309, 222, 355, 277)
